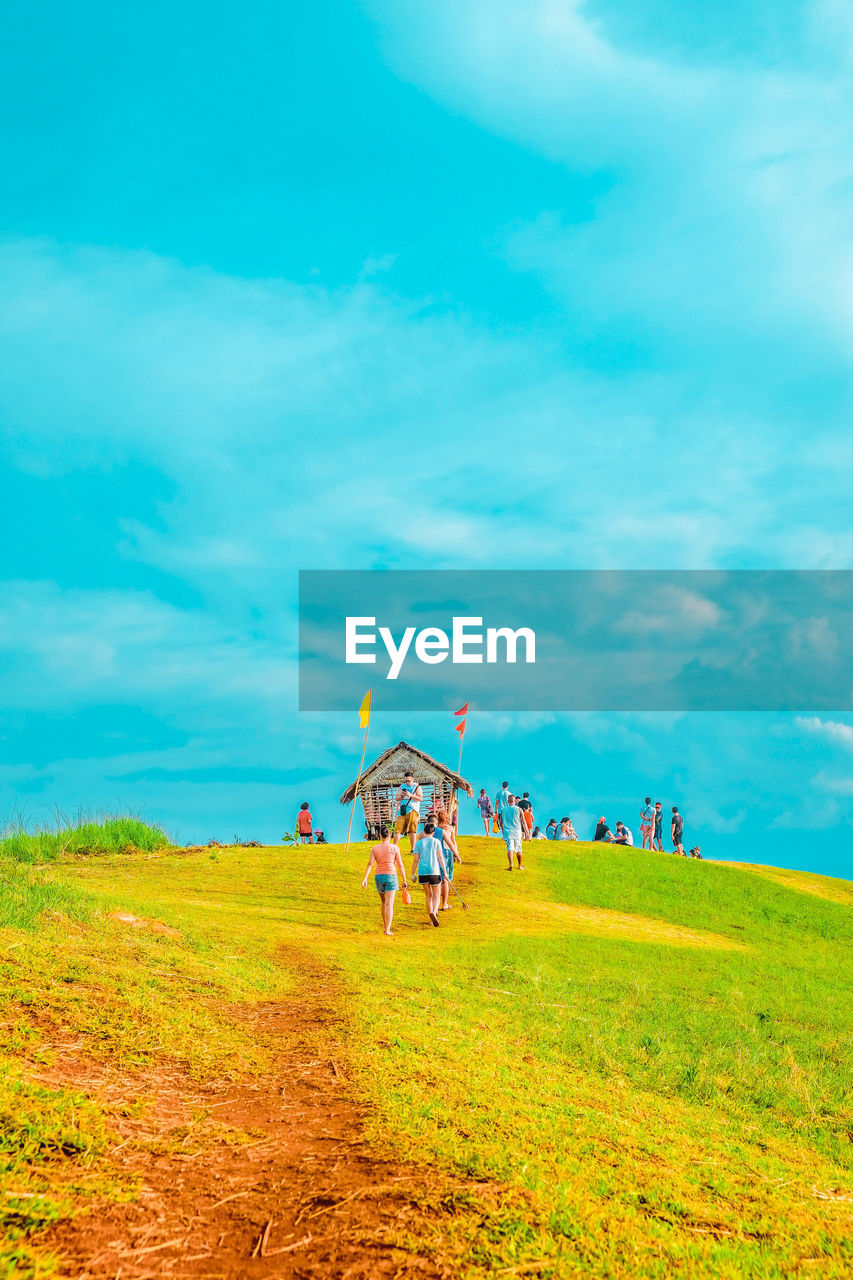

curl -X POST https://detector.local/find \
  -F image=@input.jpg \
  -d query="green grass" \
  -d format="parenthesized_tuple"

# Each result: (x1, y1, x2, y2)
(1, 830, 851, 1278)
(0, 814, 170, 865)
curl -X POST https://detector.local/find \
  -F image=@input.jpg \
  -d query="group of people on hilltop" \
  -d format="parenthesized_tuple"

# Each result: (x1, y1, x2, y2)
(354, 770, 702, 937)
(474, 782, 535, 870)
(593, 800, 700, 857)
(477, 785, 700, 859)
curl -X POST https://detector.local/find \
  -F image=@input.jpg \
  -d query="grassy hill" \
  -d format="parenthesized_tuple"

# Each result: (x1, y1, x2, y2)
(1, 823, 851, 1277)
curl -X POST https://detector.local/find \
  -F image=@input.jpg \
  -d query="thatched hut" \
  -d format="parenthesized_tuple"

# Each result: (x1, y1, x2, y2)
(340, 741, 473, 840)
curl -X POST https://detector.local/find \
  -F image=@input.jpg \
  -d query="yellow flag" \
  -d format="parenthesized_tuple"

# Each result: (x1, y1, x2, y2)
(358, 689, 372, 728)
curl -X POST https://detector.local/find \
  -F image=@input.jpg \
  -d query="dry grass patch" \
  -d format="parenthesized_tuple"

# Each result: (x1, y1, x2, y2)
(720, 861, 853, 906)
(519, 898, 747, 950)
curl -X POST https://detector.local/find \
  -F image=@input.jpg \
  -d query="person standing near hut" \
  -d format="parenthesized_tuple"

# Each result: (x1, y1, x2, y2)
(361, 826, 408, 936)
(394, 771, 423, 852)
(435, 808, 460, 911)
(411, 820, 447, 927)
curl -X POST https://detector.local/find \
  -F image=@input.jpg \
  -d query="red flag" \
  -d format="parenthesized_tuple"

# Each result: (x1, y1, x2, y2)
(454, 701, 469, 716)
(455, 717, 467, 735)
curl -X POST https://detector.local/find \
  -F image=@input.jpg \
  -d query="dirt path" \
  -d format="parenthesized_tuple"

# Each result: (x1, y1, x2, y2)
(36, 958, 493, 1279)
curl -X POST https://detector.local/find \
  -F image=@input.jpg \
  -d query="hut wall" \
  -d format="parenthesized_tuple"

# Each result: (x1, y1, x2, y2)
(359, 779, 457, 837)
(345, 742, 471, 840)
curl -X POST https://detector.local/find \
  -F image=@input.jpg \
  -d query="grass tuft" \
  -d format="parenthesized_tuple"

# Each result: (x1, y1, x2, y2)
(0, 814, 171, 865)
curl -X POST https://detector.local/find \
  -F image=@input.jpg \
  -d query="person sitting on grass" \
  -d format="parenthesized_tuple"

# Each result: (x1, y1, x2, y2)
(594, 817, 612, 842)
(361, 826, 408, 937)
(612, 821, 633, 846)
(532, 825, 547, 839)
(689, 845, 703, 859)
(545, 818, 558, 840)
(502, 793, 526, 871)
(411, 821, 447, 928)
(296, 802, 314, 844)
(435, 808, 460, 911)
(558, 816, 578, 840)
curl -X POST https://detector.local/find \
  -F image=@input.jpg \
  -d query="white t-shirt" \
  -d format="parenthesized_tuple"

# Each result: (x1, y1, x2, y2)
(398, 783, 421, 815)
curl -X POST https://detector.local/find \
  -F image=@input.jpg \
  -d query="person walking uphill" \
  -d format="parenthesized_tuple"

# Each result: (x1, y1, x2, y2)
(361, 827, 408, 936)
(435, 808, 460, 911)
(477, 788, 493, 836)
(411, 821, 447, 927)
(394, 771, 423, 852)
(502, 794, 526, 871)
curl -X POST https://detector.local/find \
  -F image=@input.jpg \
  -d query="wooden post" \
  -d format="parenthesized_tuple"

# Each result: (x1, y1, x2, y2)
(344, 692, 371, 855)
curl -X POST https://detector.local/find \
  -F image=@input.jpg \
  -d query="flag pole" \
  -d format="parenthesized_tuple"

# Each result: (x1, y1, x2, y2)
(344, 691, 371, 856)
(451, 728, 464, 833)
(451, 701, 469, 834)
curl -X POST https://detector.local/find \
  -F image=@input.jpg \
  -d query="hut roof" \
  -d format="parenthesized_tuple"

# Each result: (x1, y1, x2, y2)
(339, 740, 473, 804)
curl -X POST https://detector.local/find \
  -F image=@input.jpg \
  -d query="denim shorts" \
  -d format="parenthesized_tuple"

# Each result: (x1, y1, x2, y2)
(375, 873, 399, 893)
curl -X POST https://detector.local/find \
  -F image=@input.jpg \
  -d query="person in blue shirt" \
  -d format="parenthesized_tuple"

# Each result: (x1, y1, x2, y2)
(494, 781, 511, 832)
(545, 818, 558, 840)
(502, 794, 526, 871)
(410, 821, 447, 927)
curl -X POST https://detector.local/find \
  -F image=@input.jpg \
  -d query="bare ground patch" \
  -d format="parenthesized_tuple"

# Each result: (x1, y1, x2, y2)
(32, 957, 518, 1279)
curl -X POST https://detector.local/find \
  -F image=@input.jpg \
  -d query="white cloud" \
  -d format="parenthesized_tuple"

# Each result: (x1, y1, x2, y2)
(0, 580, 294, 714)
(795, 715, 853, 748)
(811, 770, 853, 797)
(615, 585, 722, 636)
(0, 234, 794, 581)
(368, 0, 853, 354)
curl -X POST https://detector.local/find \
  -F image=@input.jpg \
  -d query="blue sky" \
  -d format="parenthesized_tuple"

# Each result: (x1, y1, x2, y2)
(1, 0, 852, 875)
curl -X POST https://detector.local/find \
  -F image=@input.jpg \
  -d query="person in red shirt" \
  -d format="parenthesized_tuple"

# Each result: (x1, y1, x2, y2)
(296, 802, 314, 843)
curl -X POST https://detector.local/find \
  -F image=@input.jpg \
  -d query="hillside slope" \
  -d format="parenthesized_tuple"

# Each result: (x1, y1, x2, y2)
(1, 834, 851, 1278)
